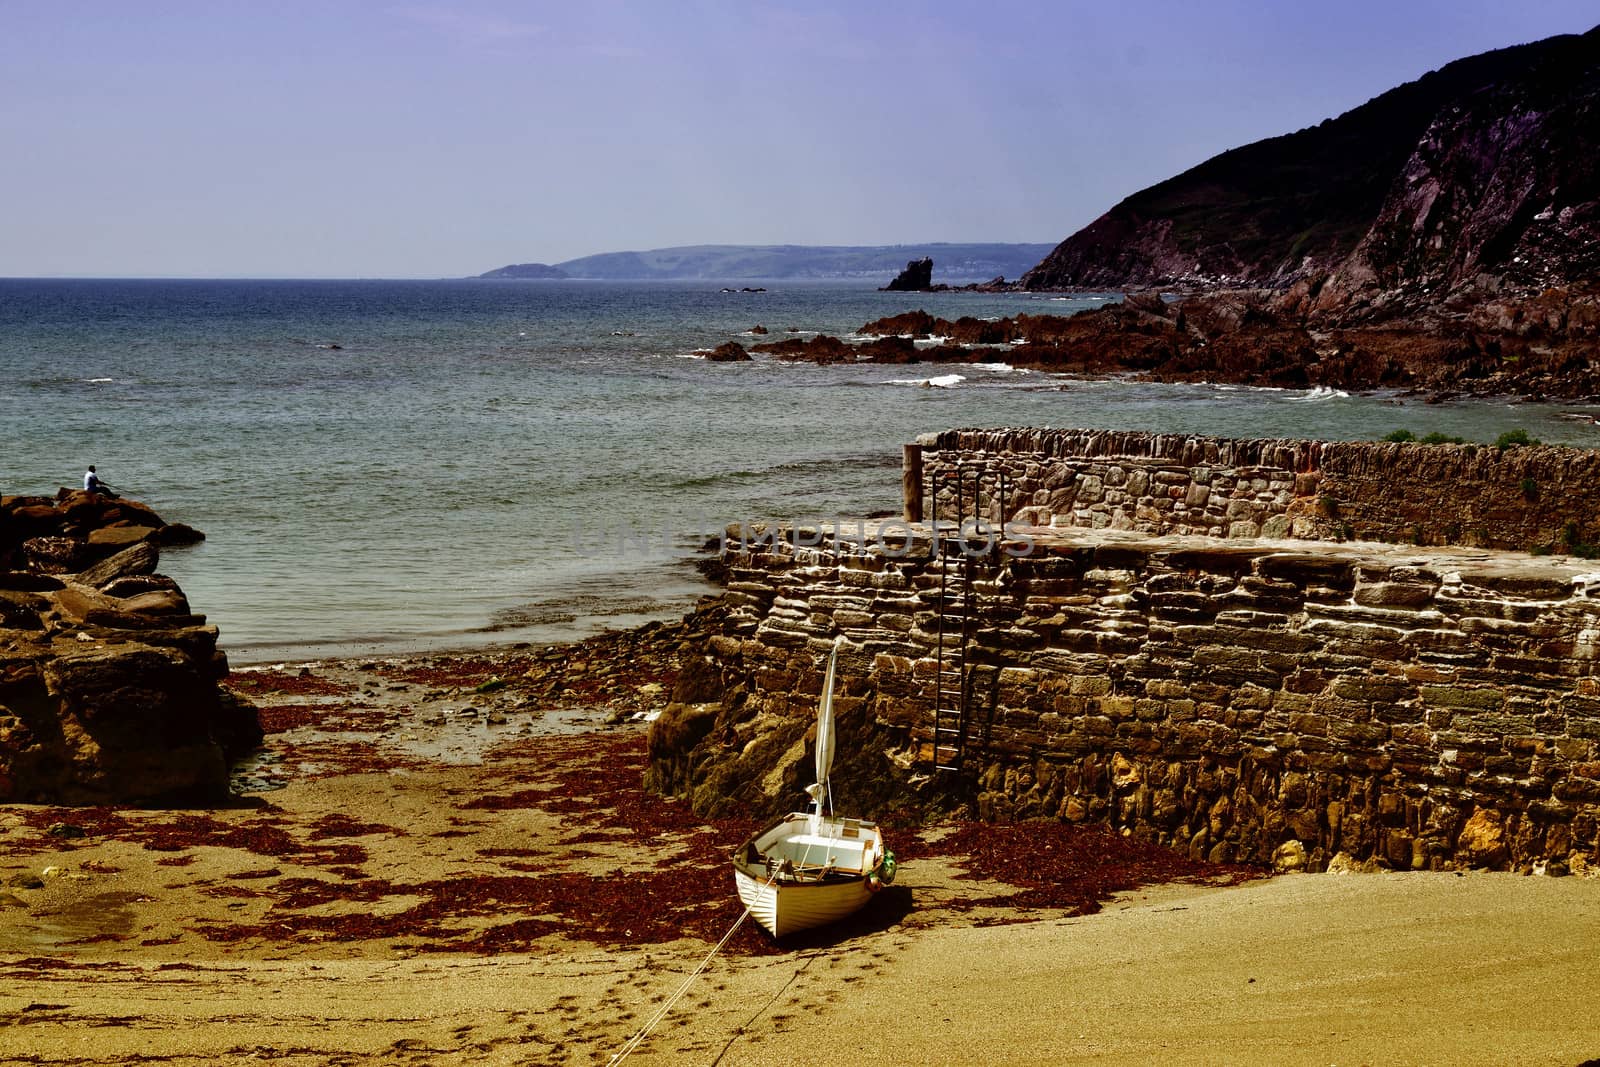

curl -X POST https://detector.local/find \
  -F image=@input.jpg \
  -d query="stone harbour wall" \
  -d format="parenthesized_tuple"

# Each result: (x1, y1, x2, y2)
(917, 428, 1600, 551)
(654, 525, 1600, 873)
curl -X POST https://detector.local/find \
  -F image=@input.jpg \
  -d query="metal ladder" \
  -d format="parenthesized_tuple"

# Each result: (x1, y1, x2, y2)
(931, 544, 975, 772)
(924, 459, 1007, 774)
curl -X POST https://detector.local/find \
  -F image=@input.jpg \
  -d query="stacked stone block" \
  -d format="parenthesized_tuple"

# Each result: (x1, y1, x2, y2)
(705, 525, 1600, 872)
(919, 428, 1600, 550)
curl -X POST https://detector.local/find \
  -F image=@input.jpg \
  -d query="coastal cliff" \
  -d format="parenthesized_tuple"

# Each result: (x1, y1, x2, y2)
(1020, 25, 1600, 318)
(0, 491, 252, 804)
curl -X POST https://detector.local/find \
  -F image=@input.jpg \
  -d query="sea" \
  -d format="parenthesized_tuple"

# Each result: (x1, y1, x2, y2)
(5, 278, 1597, 665)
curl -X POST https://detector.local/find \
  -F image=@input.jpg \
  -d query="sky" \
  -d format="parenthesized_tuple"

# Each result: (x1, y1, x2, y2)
(2, 1, 1596, 278)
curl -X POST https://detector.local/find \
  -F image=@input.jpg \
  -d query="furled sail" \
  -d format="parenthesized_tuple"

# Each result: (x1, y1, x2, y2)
(805, 638, 841, 817)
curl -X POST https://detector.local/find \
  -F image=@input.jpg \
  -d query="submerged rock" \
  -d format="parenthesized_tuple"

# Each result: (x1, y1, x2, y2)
(698, 341, 751, 363)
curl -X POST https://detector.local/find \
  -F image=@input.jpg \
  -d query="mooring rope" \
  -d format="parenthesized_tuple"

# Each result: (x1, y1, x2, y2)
(607, 869, 779, 1066)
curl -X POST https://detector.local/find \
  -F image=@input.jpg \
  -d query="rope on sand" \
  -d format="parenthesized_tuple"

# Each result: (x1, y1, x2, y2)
(607, 870, 778, 1066)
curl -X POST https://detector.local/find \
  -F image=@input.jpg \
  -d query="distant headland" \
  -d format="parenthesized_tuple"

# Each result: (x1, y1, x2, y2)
(474, 243, 1056, 283)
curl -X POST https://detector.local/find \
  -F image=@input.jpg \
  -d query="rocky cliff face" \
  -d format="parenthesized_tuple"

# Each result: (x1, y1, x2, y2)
(1022, 25, 1600, 312)
(1, 491, 255, 804)
(1318, 29, 1600, 317)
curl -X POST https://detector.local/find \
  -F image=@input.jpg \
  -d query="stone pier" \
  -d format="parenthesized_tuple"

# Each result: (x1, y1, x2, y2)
(648, 430, 1600, 874)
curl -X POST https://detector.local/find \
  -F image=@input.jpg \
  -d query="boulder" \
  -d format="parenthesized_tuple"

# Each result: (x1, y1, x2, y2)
(0, 592, 46, 631)
(24, 536, 87, 573)
(87, 525, 159, 549)
(100, 574, 177, 599)
(7, 503, 65, 538)
(1272, 839, 1309, 872)
(157, 522, 205, 546)
(120, 589, 191, 616)
(75, 541, 159, 589)
(46, 648, 226, 794)
(53, 583, 118, 623)
(0, 572, 63, 593)
(1456, 808, 1509, 868)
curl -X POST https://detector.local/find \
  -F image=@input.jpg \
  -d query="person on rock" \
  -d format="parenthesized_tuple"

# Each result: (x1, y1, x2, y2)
(84, 465, 118, 498)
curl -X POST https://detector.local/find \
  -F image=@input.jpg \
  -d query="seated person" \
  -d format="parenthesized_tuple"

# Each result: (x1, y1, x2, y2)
(84, 465, 117, 497)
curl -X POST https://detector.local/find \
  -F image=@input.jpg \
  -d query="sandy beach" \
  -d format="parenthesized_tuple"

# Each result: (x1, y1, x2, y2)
(3, 624, 1599, 1066)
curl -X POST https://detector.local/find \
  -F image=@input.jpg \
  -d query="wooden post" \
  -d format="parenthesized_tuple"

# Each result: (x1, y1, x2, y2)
(903, 444, 923, 523)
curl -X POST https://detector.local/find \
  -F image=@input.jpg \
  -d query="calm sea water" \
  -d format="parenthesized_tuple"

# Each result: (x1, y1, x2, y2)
(4, 279, 1596, 663)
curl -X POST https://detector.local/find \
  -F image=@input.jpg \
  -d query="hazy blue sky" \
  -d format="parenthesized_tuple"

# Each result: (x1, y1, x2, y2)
(3, 2, 1596, 278)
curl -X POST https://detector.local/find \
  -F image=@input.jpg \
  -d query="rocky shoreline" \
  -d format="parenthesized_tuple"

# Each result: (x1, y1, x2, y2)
(697, 282, 1600, 401)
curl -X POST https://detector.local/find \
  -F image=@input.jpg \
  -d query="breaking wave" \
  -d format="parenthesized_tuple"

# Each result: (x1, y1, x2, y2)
(1290, 385, 1350, 402)
(884, 373, 965, 388)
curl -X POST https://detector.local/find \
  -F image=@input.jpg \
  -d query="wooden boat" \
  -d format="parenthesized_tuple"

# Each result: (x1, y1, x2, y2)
(732, 638, 895, 937)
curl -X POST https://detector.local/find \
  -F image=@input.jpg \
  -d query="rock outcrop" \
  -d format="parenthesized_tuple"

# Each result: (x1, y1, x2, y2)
(751, 333, 932, 365)
(881, 257, 935, 292)
(1315, 30, 1600, 319)
(1, 491, 253, 804)
(696, 341, 752, 362)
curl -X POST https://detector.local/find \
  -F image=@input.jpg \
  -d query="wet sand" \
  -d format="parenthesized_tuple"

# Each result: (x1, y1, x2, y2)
(3, 626, 1598, 1065)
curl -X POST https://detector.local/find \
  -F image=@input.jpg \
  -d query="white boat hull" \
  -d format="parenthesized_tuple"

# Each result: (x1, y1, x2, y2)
(733, 866, 875, 938)
(732, 812, 887, 938)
